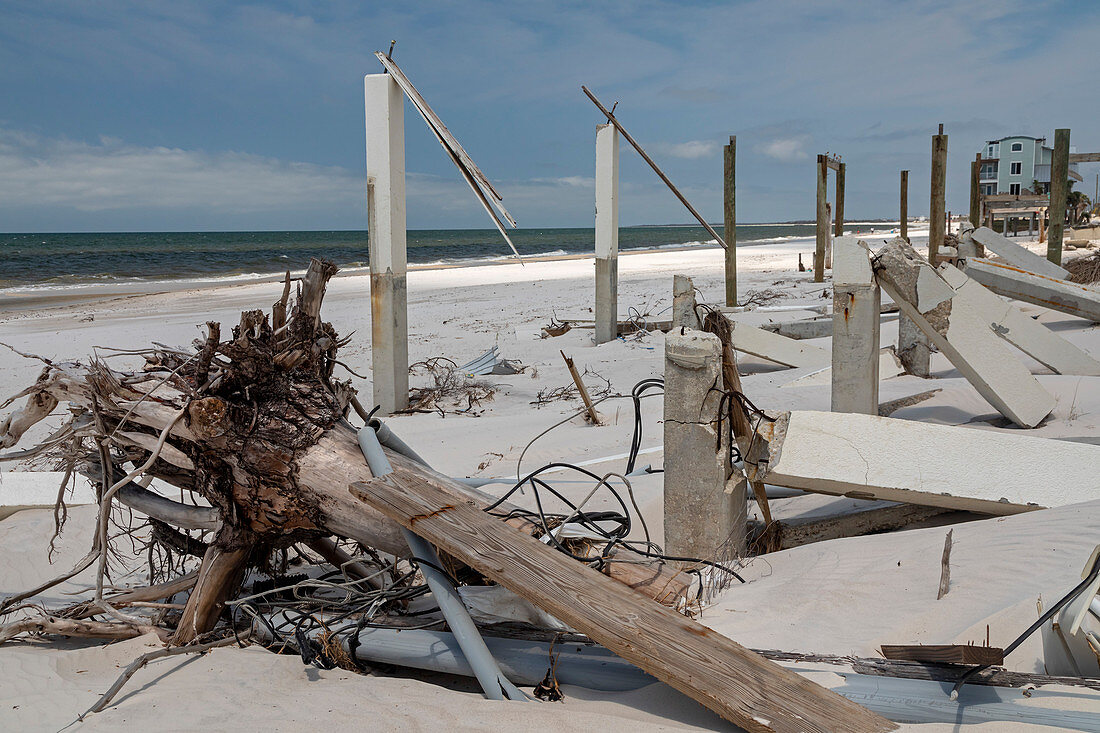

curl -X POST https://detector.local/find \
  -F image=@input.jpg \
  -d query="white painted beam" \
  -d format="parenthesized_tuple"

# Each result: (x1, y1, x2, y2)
(594, 123, 619, 345)
(970, 226, 1068, 279)
(937, 264, 1100, 376)
(962, 257, 1100, 323)
(745, 411, 1100, 515)
(874, 239, 1054, 428)
(365, 73, 409, 414)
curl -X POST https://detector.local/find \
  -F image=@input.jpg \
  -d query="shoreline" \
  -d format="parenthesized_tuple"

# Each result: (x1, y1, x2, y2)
(0, 225, 911, 315)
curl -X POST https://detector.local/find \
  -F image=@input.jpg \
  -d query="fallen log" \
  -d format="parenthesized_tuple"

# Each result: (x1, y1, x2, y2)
(0, 257, 694, 648)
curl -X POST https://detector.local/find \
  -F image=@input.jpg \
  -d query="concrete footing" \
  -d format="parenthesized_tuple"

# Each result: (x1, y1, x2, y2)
(874, 238, 1054, 428)
(830, 237, 880, 414)
(663, 329, 742, 560)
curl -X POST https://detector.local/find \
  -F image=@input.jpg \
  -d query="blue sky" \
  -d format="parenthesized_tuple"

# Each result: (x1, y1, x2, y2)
(1, 0, 1098, 231)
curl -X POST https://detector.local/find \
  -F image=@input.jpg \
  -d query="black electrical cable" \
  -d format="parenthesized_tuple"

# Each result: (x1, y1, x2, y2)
(951, 552, 1100, 698)
(626, 379, 664, 474)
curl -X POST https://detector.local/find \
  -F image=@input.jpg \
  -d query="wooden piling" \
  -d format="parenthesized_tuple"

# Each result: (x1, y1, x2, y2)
(724, 136, 737, 306)
(834, 162, 846, 238)
(970, 153, 982, 227)
(1048, 128, 1070, 265)
(900, 170, 909, 242)
(929, 125, 948, 263)
(815, 155, 828, 282)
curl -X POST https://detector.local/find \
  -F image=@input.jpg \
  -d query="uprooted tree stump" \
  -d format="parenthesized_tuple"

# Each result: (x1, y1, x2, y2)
(0, 258, 694, 649)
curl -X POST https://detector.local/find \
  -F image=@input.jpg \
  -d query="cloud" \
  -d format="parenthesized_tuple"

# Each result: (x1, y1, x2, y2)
(0, 128, 361, 215)
(758, 137, 809, 162)
(653, 140, 721, 160)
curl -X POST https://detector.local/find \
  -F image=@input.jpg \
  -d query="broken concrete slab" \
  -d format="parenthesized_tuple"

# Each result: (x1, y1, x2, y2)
(874, 238, 1055, 428)
(727, 319, 831, 369)
(962, 257, 1100, 323)
(971, 226, 1069, 279)
(764, 312, 899, 340)
(938, 264, 1100, 376)
(745, 410, 1100, 515)
(782, 348, 903, 388)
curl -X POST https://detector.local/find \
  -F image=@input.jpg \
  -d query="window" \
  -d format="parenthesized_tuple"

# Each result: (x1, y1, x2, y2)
(1010, 183, 1021, 195)
(1010, 142, 1023, 152)
(988, 145, 995, 156)
(1010, 161, 1022, 175)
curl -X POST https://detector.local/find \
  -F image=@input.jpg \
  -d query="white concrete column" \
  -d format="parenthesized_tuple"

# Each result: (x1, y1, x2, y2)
(831, 237, 880, 414)
(594, 123, 619, 344)
(663, 329, 740, 560)
(365, 73, 409, 415)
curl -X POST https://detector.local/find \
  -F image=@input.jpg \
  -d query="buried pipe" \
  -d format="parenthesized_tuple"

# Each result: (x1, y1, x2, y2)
(356, 425, 526, 702)
(256, 615, 653, 692)
(369, 418, 430, 468)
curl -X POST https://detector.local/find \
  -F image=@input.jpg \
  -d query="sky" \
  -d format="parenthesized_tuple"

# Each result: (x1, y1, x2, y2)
(1, 0, 1099, 232)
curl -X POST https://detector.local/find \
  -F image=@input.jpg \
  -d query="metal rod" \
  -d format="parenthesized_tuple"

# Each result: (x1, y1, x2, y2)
(581, 86, 726, 250)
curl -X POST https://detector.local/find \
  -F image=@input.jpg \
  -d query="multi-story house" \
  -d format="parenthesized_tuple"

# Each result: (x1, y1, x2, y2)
(978, 135, 1080, 196)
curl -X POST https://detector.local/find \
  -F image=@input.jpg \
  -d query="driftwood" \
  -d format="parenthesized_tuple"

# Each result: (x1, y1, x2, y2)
(0, 258, 693, 652)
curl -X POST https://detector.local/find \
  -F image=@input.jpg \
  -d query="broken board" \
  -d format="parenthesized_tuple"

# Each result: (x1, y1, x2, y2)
(350, 474, 895, 733)
(937, 264, 1100, 376)
(727, 319, 831, 369)
(745, 410, 1100, 515)
(880, 644, 1004, 666)
(970, 226, 1068, 280)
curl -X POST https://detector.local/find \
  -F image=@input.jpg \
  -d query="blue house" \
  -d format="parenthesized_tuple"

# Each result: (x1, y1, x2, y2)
(978, 135, 1081, 196)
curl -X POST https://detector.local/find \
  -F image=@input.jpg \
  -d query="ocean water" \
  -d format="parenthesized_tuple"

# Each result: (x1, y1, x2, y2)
(0, 224, 824, 292)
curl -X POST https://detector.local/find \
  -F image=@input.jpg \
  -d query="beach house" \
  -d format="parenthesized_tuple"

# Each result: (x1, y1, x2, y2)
(978, 135, 1081, 196)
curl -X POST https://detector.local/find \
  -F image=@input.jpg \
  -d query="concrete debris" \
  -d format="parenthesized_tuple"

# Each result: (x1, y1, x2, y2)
(874, 238, 1055, 428)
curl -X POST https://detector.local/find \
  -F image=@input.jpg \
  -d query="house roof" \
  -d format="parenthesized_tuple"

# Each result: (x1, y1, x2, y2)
(985, 135, 1046, 144)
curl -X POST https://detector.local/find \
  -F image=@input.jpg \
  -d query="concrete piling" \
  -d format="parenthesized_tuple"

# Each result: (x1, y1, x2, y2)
(663, 328, 741, 560)
(831, 237, 880, 414)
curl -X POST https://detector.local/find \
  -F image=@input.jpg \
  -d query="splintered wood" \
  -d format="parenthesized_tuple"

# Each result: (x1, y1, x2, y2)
(350, 474, 896, 733)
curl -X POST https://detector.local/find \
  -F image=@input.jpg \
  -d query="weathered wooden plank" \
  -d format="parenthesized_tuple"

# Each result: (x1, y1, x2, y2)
(745, 411, 1100, 515)
(881, 644, 1004, 666)
(349, 474, 895, 733)
(1069, 152, 1100, 163)
(752, 503, 953, 551)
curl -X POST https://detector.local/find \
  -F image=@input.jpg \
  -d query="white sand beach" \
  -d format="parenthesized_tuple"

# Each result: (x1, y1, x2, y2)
(3, 229, 1100, 731)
